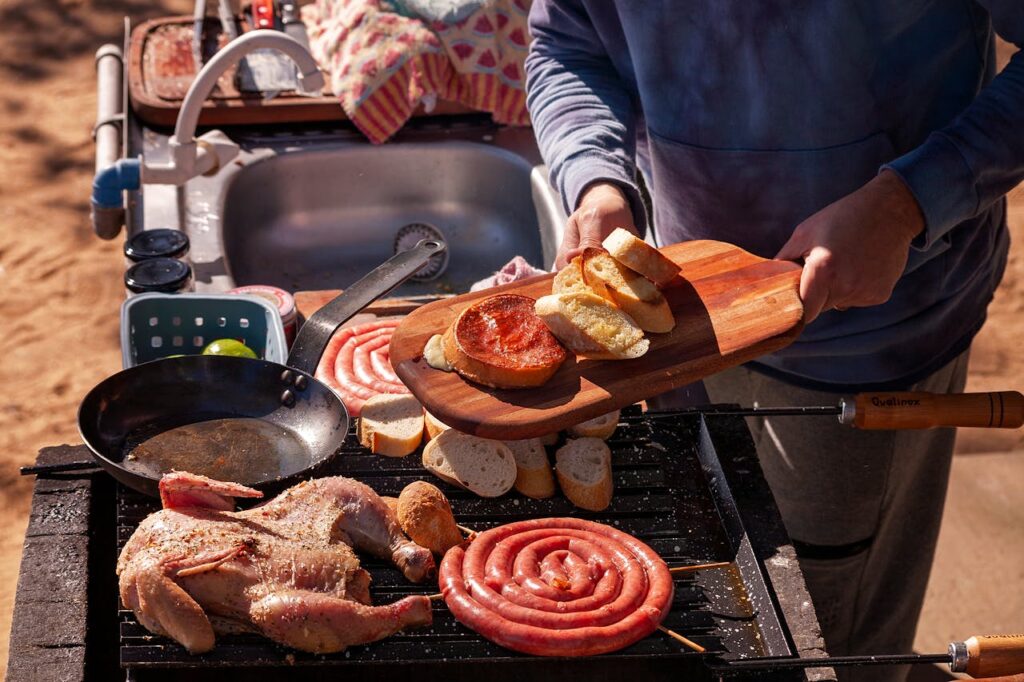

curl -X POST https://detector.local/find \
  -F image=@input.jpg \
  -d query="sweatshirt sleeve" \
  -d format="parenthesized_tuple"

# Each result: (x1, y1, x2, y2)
(524, 0, 647, 230)
(883, 1, 1024, 249)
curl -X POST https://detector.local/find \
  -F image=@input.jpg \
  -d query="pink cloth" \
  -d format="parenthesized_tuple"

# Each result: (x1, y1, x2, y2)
(470, 256, 547, 291)
(304, 0, 532, 144)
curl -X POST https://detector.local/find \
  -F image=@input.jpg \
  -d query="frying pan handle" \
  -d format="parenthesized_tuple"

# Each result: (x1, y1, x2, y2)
(286, 239, 446, 375)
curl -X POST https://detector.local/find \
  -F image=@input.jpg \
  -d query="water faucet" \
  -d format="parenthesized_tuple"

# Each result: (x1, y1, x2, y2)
(142, 30, 325, 185)
(91, 31, 324, 237)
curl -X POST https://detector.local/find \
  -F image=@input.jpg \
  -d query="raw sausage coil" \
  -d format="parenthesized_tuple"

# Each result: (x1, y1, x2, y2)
(439, 517, 673, 656)
(315, 319, 408, 417)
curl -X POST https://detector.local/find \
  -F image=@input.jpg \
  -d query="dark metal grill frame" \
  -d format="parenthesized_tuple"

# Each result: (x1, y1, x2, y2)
(116, 408, 802, 681)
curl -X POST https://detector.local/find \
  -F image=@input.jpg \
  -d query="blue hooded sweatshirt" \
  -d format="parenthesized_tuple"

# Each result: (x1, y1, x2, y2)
(525, 1, 1023, 391)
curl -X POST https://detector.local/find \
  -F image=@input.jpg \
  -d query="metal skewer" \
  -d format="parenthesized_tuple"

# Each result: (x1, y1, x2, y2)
(668, 561, 731, 575)
(647, 390, 1024, 430)
(713, 635, 1024, 677)
(716, 652, 952, 671)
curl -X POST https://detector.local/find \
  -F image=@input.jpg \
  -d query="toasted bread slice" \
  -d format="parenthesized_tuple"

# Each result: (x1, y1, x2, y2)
(358, 394, 424, 457)
(503, 438, 556, 499)
(581, 248, 675, 334)
(423, 410, 451, 442)
(602, 227, 681, 286)
(534, 292, 649, 359)
(444, 294, 568, 389)
(555, 437, 613, 511)
(552, 256, 591, 295)
(567, 410, 621, 440)
(422, 430, 516, 497)
(397, 481, 464, 555)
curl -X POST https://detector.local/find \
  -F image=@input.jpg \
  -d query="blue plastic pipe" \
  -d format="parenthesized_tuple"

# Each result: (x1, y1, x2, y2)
(91, 157, 141, 210)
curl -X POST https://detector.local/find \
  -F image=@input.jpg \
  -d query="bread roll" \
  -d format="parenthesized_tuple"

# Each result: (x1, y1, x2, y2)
(380, 495, 400, 516)
(358, 394, 424, 457)
(601, 227, 681, 286)
(555, 437, 613, 511)
(397, 481, 463, 555)
(503, 438, 556, 499)
(422, 430, 516, 497)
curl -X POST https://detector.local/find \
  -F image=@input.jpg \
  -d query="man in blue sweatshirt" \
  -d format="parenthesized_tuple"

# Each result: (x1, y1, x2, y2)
(525, 2, 1022, 679)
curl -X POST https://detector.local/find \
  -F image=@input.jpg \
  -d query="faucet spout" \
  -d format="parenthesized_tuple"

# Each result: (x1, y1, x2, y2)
(173, 30, 324, 146)
(141, 30, 324, 186)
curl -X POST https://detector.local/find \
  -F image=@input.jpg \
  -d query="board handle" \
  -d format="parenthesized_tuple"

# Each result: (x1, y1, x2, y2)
(850, 391, 1024, 430)
(949, 634, 1024, 678)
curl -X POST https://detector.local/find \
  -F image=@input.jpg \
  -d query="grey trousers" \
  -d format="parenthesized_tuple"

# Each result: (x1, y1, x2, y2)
(700, 352, 969, 682)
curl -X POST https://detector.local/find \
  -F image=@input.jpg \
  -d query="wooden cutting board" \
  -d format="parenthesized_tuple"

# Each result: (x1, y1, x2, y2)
(388, 240, 805, 439)
(129, 16, 478, 127)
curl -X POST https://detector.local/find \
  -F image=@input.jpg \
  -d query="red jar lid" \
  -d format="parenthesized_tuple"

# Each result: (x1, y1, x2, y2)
(228, 285, 297, 323)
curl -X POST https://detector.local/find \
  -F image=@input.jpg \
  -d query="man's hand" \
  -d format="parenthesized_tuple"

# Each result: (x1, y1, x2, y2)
(556, 182, 637, 268)
(776, 170, 926, 323)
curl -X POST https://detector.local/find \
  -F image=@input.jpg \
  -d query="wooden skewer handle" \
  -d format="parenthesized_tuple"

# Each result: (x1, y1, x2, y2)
(960, 634, 1024, 678)
(852, 392, 1024, 430)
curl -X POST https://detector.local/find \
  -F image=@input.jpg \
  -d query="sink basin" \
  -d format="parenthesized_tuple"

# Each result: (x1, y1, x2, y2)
(136, 122, 567, 297)
(222, 140, 558, 295)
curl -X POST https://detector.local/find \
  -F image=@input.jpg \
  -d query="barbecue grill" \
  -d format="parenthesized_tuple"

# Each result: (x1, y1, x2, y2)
(112, 408, 815, 681)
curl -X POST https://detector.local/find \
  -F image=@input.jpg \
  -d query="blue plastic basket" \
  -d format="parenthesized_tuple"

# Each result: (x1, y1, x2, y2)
(120, 293, 289, 369)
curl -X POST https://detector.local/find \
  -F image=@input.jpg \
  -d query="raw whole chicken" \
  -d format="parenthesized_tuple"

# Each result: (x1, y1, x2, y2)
(117, 472, 436, 654)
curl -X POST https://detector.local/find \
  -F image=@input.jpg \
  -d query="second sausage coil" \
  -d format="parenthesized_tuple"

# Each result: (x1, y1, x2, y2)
(439, 517, 674, 656)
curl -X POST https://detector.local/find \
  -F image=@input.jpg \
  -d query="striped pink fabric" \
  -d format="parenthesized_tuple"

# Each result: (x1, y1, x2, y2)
(305, 0, 531, 144)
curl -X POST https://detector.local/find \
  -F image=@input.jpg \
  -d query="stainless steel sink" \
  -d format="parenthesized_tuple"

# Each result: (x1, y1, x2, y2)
(134, 121, 566, 296)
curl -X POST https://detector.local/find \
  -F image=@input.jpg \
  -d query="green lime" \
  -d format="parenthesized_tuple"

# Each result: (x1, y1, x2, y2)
(202, 338, 259, 359)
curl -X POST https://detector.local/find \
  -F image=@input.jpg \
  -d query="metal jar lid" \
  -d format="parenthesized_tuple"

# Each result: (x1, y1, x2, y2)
(124, 258, 192, 293)
(124, 229, 190, 262)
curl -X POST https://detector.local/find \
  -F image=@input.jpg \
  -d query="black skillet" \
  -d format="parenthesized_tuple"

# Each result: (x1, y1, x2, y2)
(70, 239, 445, 497)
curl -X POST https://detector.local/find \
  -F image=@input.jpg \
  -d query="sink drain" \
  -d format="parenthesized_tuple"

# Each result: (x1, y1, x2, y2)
(394, 223, 449, 282)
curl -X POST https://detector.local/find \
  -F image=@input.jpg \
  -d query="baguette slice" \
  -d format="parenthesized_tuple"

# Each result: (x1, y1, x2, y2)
(423, 410, 451, 442)
(444, 293, 567, 389)
(534, 292, 649, 359)
(555, 437, 613, 511)
(581, 248, 675, 333)
(358, 394, 424, 457)
(503, 438, 556, 499)
(538, 431, 560, 446)
(567, 410, 621, 440)
(422, 430, 516, 497)
(552, 256, 591, 295)
(397, 481, 464, 555)
(602, 227, 681, 286)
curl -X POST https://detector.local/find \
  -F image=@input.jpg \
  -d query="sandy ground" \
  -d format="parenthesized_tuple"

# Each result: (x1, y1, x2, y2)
(0, 3, 1021, 678)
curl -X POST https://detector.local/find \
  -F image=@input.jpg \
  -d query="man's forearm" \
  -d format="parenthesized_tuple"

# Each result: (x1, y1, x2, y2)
(525, 0, 646, 229)
(884, 4, 1024, 248)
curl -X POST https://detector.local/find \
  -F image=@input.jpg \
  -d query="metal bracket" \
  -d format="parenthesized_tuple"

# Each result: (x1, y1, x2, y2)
(92, 113, 125, 141)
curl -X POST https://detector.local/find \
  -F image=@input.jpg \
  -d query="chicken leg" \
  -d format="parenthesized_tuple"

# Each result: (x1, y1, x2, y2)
(250, 590, 432, 654)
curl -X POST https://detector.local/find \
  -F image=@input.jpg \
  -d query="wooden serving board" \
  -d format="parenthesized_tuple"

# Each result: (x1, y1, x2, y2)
(388, 240, 805, 439)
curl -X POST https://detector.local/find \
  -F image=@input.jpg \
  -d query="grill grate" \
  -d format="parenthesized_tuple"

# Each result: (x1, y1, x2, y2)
(116, 408, 797, 680)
